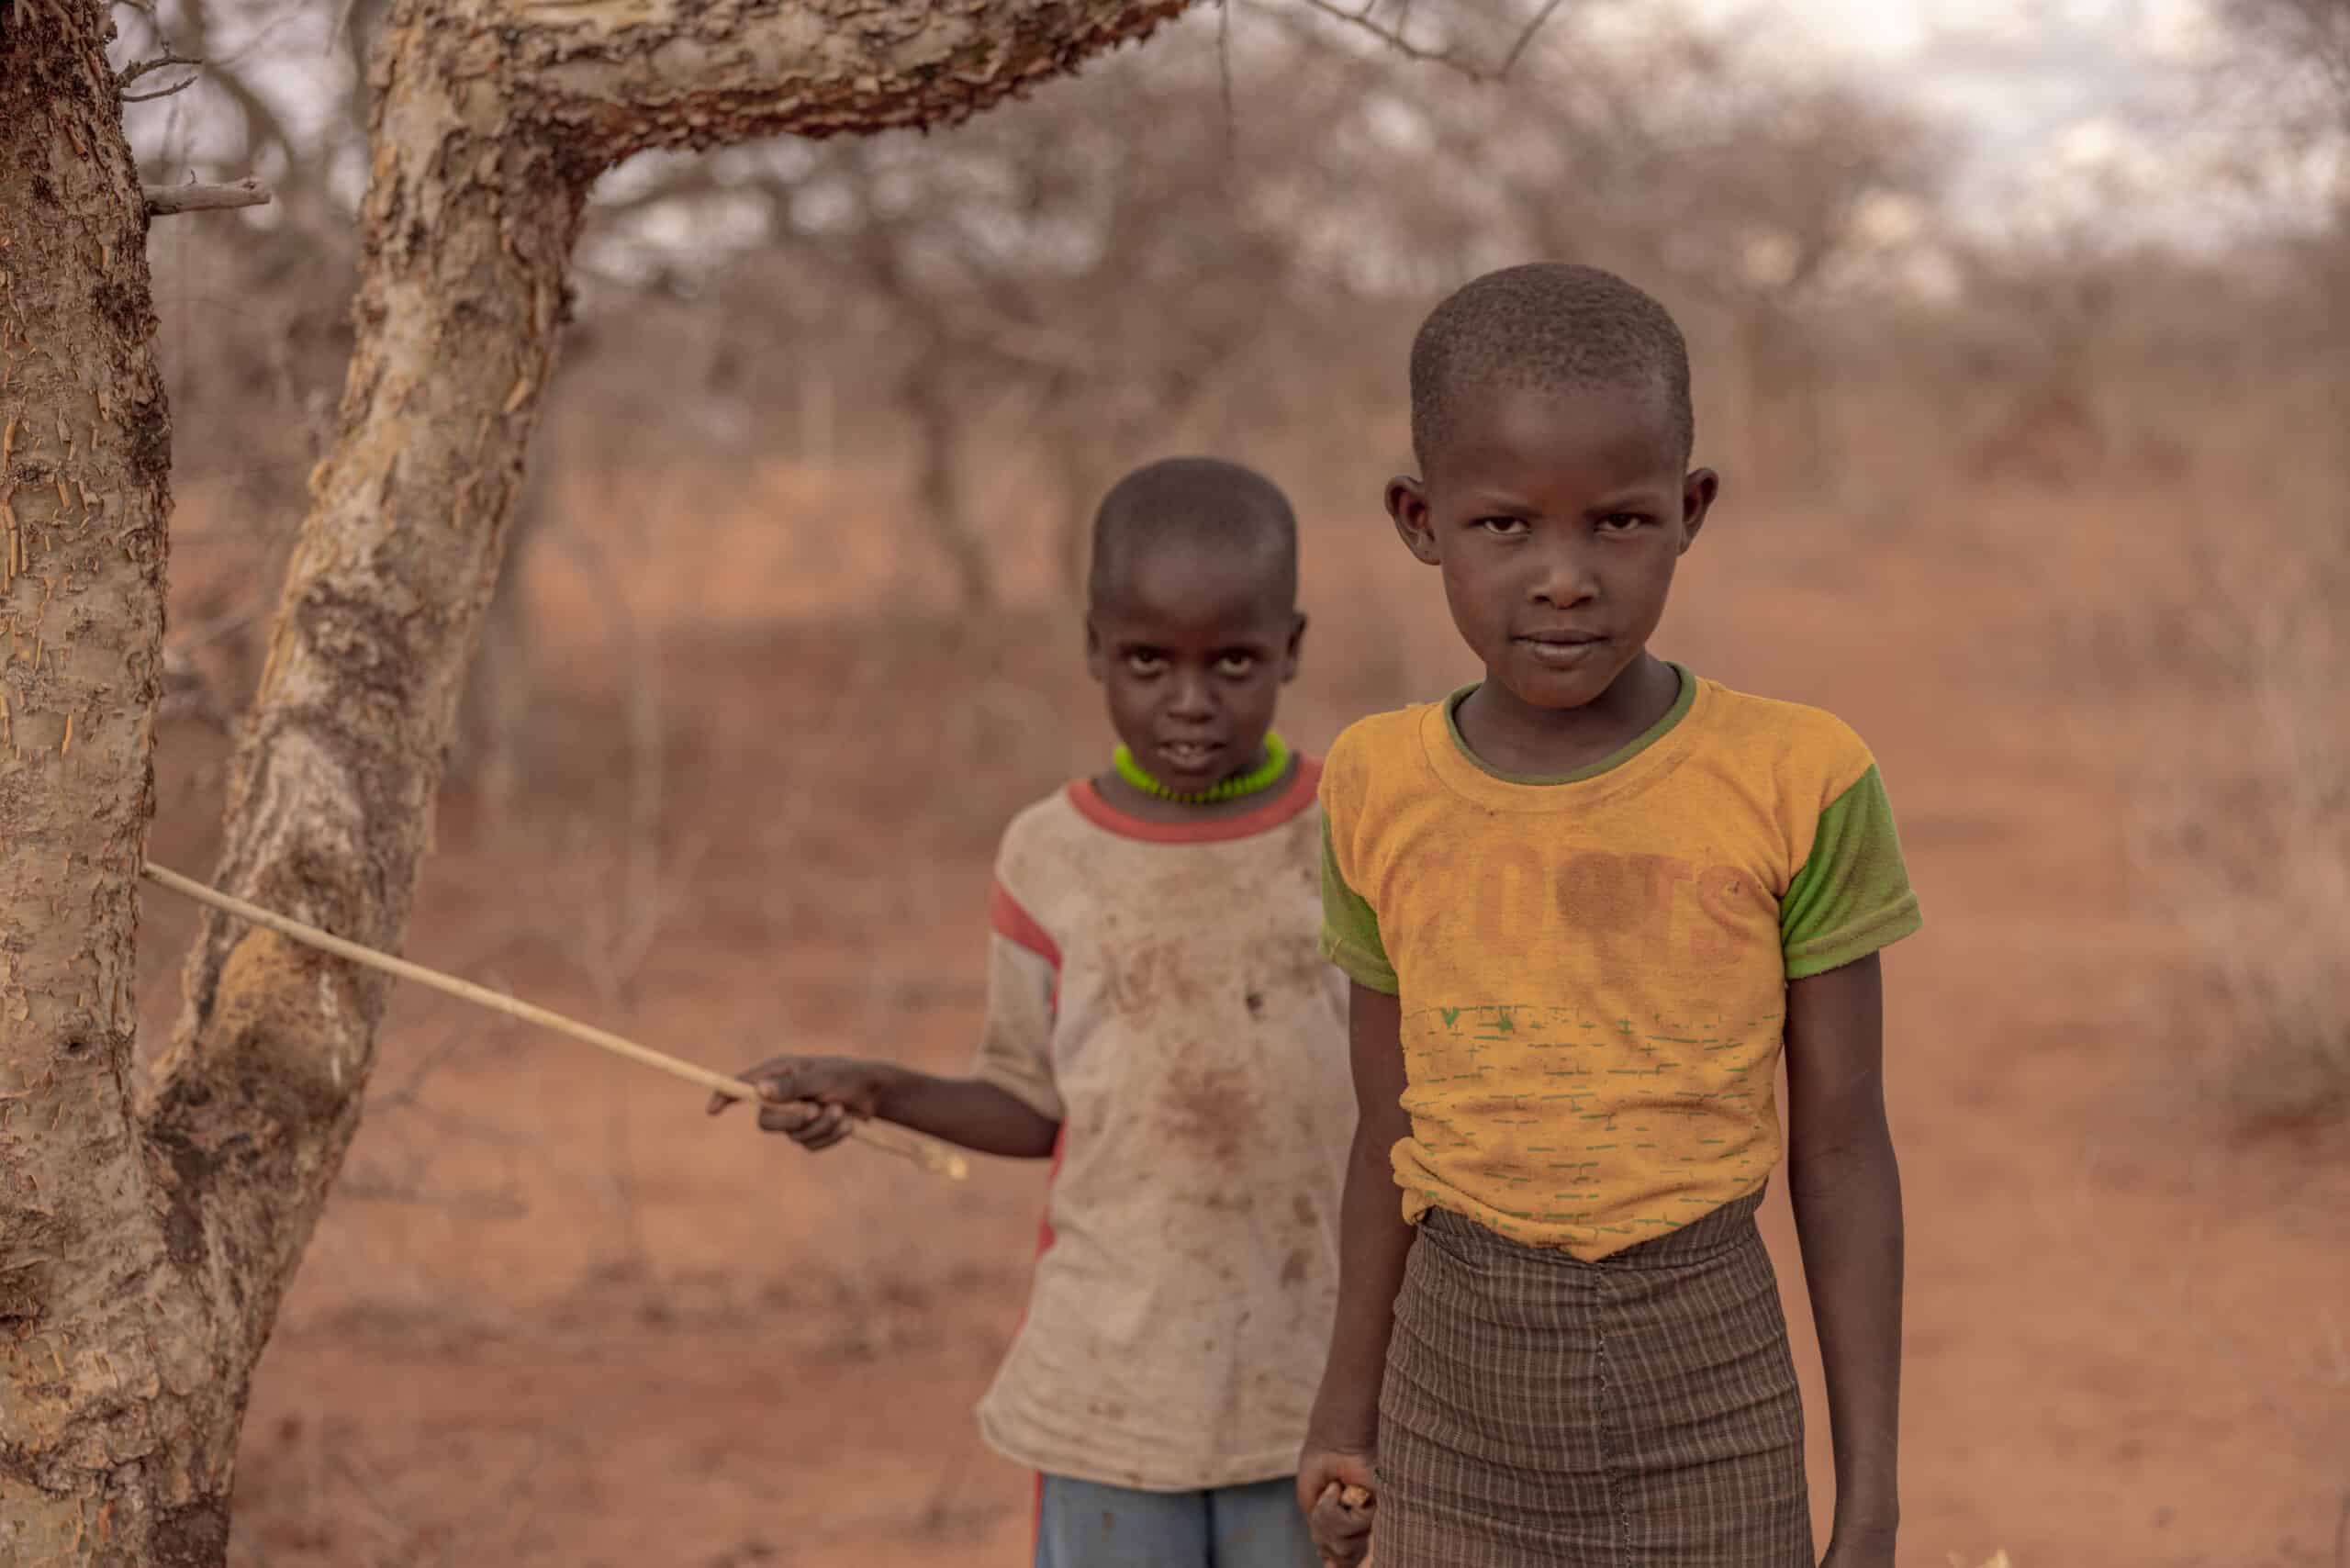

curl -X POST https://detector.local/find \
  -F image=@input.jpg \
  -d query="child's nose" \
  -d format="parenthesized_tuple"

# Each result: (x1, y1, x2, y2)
(1528, 539, 1601, 606)
(1167, 668, 1216, 718)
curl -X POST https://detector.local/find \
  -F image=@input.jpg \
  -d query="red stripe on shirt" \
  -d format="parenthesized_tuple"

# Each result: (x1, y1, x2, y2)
(990, 883, 1067, 1532)
(990, 879, 1062, 969)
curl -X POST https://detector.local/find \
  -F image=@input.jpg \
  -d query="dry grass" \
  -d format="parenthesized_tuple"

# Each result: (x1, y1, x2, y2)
(2140, 589, 2350, 1127)
(2095, 443, 2350, 1129)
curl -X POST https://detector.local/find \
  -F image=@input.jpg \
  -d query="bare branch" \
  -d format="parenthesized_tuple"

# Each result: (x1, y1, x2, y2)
(123, 74, 204, 103)
(1288, 0, 1569, 81)
(120, 48, 201, 85)
(1497, 0, 1570, 77)
(143, 177, 274, 215)
(1292, 0, 1462, 68)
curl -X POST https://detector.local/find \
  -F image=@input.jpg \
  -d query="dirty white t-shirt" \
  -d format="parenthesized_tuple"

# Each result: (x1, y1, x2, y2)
(970, 759, 1353, 1493)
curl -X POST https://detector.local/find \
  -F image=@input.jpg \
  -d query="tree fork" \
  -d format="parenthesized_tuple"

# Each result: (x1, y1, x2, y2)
(5, 1, 1197, 1562)
(157, 0, 1199, 1232)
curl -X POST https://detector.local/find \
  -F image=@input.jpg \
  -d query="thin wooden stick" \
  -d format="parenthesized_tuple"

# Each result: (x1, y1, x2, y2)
(140, 861, 968, 1181)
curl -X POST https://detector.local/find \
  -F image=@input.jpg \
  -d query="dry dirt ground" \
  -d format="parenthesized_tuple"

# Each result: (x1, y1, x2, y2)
(136, 484, 2348, 1568)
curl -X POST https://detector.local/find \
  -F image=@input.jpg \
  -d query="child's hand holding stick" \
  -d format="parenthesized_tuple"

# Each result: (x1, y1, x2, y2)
(706, 1056, 888, 1146)
(713, 1054, 1060, 1164)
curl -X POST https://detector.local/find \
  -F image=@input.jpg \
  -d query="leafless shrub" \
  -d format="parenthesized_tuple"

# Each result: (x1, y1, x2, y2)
(2133, 504, 2349, 1128)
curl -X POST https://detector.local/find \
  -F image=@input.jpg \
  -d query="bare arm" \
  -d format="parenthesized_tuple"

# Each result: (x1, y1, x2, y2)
(710, 1055, 1058, 1160)
(1784, 953, 1904, 1564)
(1297, 982, 1416, 1565)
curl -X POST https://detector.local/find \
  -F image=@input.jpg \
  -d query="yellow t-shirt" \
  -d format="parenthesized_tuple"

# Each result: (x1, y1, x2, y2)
(1319, 666, 1921, 1260)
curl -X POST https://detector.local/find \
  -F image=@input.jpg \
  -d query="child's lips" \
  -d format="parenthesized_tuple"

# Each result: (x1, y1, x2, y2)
(1156, 739, 1225, 770)
(1515, 633, 1606, 666)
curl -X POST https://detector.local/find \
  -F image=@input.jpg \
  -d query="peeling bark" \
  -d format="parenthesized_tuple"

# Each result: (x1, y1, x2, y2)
(4, 0, 1197, 1562)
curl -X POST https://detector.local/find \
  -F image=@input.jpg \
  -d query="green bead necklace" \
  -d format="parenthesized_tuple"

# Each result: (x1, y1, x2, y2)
(1113, 731, 1292, 805)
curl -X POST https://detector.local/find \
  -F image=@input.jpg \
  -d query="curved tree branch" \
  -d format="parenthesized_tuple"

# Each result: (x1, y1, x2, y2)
(499, 0, 1193, 168)
(119, 47, 202, 86)
(1281, 0, 1565, 80)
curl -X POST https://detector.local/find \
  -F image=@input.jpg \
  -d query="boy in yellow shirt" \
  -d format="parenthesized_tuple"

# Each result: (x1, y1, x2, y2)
(1299, 265, 1920, 1568)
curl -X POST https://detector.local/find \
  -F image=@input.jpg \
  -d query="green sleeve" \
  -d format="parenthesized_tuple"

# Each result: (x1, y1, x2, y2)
(1320, 814, 1398, 994)
(1782, 765, 1922, 980)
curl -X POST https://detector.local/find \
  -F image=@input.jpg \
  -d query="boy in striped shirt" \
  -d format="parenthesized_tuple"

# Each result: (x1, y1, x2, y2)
(719, 457, 1351, 1568)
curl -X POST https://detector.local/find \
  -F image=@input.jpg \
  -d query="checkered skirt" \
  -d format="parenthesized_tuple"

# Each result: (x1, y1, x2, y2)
(1374, 1188, 1811, 1568)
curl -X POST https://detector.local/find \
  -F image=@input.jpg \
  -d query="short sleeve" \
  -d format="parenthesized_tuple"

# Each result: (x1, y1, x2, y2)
(1319, 814, 1398, 994)
(969, 881, 1066, 1122)
(1781, 764, 1922, 980)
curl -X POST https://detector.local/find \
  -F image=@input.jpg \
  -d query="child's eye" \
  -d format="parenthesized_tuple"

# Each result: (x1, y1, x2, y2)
(1476, 517, 1530, 538)
(1125, 652, 1167, 676)
(1597, 512, 1650, 533)
(1214, 655, 1257, 678)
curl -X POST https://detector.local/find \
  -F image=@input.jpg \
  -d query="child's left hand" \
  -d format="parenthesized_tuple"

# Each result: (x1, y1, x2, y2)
(1300, 1473, 1374, 1568)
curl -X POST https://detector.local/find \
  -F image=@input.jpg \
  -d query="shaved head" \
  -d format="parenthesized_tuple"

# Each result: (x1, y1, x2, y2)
(1088, 456, 1299, 612)
(1411, 263, 1695, 472)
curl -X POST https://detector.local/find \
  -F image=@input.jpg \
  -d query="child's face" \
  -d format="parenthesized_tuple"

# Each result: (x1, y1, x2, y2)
(1389, 383, 1716, 712)
(1086, 544, 1304, 794)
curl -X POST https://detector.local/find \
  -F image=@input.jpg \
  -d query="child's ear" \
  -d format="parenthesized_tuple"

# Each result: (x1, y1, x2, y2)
(1083, 616, 1107, 682)
(1387, 477, 1441, 566)
(1282, 610, 1307, 683)
(1678, 468, 1720, 554)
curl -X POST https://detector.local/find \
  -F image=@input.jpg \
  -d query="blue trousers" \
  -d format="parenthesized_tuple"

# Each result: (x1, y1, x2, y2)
(1035, 1473, 1318, 1568)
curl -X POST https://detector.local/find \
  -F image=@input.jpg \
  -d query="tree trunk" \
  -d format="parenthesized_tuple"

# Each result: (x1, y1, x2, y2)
(0, 5, 225, 1562)
(3, 1, 1194, 1562)
(140, 33, 590, 1546)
